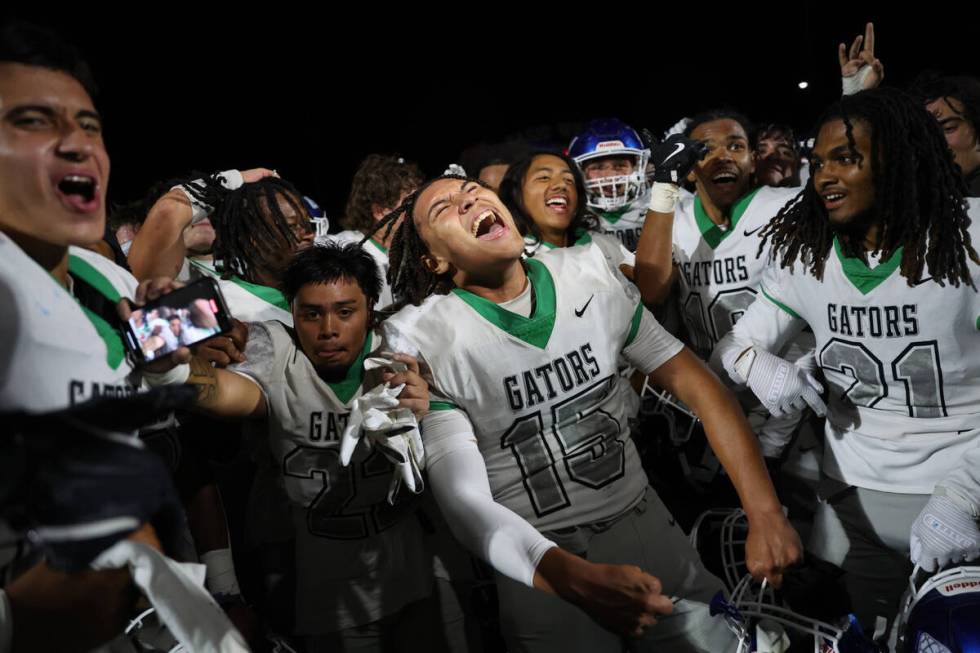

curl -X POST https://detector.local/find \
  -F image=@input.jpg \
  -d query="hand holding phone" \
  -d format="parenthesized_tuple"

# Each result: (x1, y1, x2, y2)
(120, 277, 234, 364)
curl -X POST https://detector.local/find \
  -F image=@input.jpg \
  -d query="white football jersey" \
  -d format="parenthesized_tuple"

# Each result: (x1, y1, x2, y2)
(230, 321, 431, 633)
(321, 230, 394, 310)
(186, 259, 292, 324)
(673, 186, 814, 450)
(595, 194, 649, 252)
(673, 186, 801, 358)
(757, 199, 980, 492)
(0, 234, 139, 413)
(384, 246, 683, 532)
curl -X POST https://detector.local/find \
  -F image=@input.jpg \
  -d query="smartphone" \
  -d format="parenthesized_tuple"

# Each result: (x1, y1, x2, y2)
(123, 277, 233, 363)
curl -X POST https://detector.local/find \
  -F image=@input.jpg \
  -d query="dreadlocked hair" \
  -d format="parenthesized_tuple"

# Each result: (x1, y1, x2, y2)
(365, 174, 483, 309)
(758, 87, 978, 289)
(180, 173, 309, 284)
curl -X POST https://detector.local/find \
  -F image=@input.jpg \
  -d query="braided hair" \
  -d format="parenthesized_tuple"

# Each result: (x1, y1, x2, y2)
(758, 87, 977, 288)
(364, 174, 478, 308)
(180, 174, 310, 284)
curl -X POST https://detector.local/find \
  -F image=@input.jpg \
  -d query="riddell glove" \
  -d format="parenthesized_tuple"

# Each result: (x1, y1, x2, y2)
(911, 493, 980, 572)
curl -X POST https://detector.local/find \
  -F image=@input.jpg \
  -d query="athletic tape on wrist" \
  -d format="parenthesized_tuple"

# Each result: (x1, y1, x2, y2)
(141, 363, 190, 387)
(200, 548, 241, 597)
(841, 66, 873, 96)
(648, 182, 681, 213)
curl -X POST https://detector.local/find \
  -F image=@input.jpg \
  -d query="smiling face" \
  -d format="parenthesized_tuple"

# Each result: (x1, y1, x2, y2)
(687, 118, 755, 211)
(520, 154, 578, 245)
(412, 177, 525, 279)
(292, 277, 370, 379)
(811, 118, 876, 235)
(0, 62, 109, 247)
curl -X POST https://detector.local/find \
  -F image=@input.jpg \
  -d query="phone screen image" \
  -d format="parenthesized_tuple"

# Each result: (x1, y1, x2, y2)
(126, 281, 228, 362)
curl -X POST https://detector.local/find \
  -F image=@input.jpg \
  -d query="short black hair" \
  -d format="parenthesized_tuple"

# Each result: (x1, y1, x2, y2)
(498, 150, 598, 244)
(0, 22, 98, 97)
(280, 241, 382, 309)
(685, 108, 755, 146)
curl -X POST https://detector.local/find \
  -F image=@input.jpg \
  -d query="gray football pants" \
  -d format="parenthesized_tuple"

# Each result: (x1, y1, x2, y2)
(808, 477, 929, 631)
(495, 487, 736, 653)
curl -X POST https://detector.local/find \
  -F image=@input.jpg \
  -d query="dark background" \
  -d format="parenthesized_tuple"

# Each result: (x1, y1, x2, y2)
(4, 6, 978, 222)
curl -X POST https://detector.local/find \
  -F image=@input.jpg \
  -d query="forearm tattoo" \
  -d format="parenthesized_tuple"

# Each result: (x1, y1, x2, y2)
(188, 356, 218, 404)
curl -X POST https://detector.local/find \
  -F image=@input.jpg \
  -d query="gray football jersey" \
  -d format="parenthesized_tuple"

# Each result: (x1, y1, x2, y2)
(231, 321, 432, 632)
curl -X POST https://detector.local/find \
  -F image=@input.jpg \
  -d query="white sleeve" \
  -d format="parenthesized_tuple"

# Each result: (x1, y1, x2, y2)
(0, 589, 10, 653)
(422, 409, 557, 587)
(622, 306, 685, 375)
(709, 271, 808, 386)
(227, 321, 276, 392)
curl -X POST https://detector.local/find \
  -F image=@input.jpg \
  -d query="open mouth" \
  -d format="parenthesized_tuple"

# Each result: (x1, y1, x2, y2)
(545, 196, 569, 213)
(711, 170, 739, 189)
(56, 173, 99, 212)
(471, 208, 507, 240)
(821, 191, 846, 210)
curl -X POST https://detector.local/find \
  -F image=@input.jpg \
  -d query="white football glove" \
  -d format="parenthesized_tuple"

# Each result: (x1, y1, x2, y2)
(339, 357, 425, 504)
(910, 493, 980, 573)
(725, 346, 827, 418)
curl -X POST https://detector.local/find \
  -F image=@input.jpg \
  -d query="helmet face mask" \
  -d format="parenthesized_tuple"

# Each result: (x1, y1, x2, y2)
(569, 119, 651, 212)
(698, 508, 878, 653)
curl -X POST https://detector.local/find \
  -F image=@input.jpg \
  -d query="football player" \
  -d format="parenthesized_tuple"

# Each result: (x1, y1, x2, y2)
(373, 173, 801, 652)
(711, 87, 980, 630)
(568, 118, 651, 252)
(146, 242, 476, 652)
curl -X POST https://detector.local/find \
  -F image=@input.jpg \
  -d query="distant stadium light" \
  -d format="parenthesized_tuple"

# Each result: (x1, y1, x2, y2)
(798, 81, 809, 89)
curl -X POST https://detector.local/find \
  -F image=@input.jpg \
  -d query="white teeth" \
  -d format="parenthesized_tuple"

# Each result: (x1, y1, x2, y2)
(472, 209, 495, 236)
(546, 197, 568, 207)
(825, 193, 844, 201)
(63, 174, 94, 185)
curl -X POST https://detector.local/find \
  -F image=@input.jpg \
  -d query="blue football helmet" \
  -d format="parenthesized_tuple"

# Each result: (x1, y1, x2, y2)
(897, 565, 980, 653)
(568, 118, 650, 211)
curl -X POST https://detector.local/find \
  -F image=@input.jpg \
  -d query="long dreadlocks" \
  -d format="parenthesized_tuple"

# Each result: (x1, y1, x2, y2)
(758, 87, 978, 288)
(180, 173, 309, 284)
(364, 174, 474, 308)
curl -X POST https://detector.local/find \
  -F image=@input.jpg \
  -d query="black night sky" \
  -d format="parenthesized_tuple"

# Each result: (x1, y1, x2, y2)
(4, 6, 977, 222)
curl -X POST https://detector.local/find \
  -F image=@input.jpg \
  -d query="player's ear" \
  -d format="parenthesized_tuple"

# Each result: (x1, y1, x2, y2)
(371, 203, 390, 222)
(421, 253, 451, 275)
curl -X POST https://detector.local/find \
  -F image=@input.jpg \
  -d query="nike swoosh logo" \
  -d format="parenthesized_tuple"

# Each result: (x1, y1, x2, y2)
(743, 226, 764, 237)
(574, 295, 594, 317)
(662, 142, 685, 164)
(913, 276, 933, 286)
